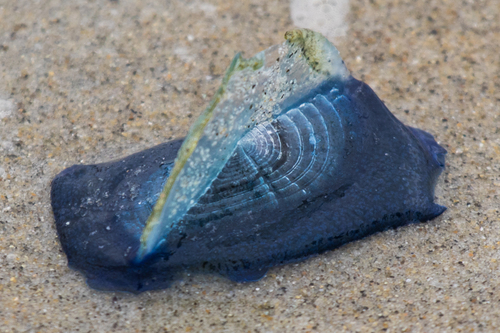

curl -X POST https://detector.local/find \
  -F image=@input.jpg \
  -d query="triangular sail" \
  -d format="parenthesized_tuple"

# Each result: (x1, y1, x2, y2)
(138, 29, 349, 260)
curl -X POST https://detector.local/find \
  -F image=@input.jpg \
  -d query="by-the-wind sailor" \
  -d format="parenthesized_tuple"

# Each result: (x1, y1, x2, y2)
(51, 29, 447, 293)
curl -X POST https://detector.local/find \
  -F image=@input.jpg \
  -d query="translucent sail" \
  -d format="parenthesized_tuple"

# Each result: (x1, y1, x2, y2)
(138, 29, 350, 259)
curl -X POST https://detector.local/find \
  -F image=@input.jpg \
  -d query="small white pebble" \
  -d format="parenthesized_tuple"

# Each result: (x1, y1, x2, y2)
(0, 99, 14, 119)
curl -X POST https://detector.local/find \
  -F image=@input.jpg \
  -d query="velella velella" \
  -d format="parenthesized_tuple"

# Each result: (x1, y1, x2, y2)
(51, 29, 447, 293)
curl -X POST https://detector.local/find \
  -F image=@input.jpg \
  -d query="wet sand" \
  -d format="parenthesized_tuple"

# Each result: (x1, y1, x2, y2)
(1, 0, 499, 331)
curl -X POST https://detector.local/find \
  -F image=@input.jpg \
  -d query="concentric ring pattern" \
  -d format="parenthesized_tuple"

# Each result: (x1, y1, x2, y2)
(186, 88, 345, 220)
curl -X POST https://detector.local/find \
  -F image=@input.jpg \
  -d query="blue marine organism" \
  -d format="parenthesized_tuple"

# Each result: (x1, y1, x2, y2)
(51, 29, 446, 293)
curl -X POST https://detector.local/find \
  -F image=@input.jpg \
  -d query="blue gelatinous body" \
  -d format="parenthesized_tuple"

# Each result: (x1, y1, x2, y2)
(51, 76, 446, 293)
